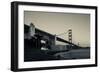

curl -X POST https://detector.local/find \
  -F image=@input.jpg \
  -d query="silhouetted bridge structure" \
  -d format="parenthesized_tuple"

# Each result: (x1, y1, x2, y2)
(24, 24, 80, 49)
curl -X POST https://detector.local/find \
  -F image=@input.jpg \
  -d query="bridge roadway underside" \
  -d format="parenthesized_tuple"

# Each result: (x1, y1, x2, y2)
(24, 24, 80, 48)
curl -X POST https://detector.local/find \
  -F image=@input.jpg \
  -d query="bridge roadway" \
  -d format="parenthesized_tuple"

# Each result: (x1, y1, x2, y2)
(25, 24, 80, 48)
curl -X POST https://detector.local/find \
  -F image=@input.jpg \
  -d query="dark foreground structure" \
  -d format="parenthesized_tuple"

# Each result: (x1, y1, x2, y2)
(24, 24, 90, 62)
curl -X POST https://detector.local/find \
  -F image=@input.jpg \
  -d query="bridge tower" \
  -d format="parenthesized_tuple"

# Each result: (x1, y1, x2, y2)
(68, 29, 72, 49)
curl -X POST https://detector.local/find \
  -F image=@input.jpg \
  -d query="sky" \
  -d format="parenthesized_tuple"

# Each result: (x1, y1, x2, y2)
(24, 11, 90, 47)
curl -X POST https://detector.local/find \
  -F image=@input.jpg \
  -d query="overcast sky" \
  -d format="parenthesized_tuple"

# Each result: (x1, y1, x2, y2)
(24, 11, 90, 47)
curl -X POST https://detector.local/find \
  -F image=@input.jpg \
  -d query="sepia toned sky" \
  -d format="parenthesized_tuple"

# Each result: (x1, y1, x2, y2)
(24, 11, 90, 47)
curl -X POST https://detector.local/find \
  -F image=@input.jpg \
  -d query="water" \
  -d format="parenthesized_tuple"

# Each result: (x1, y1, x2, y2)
(54, 48, 90, 59)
